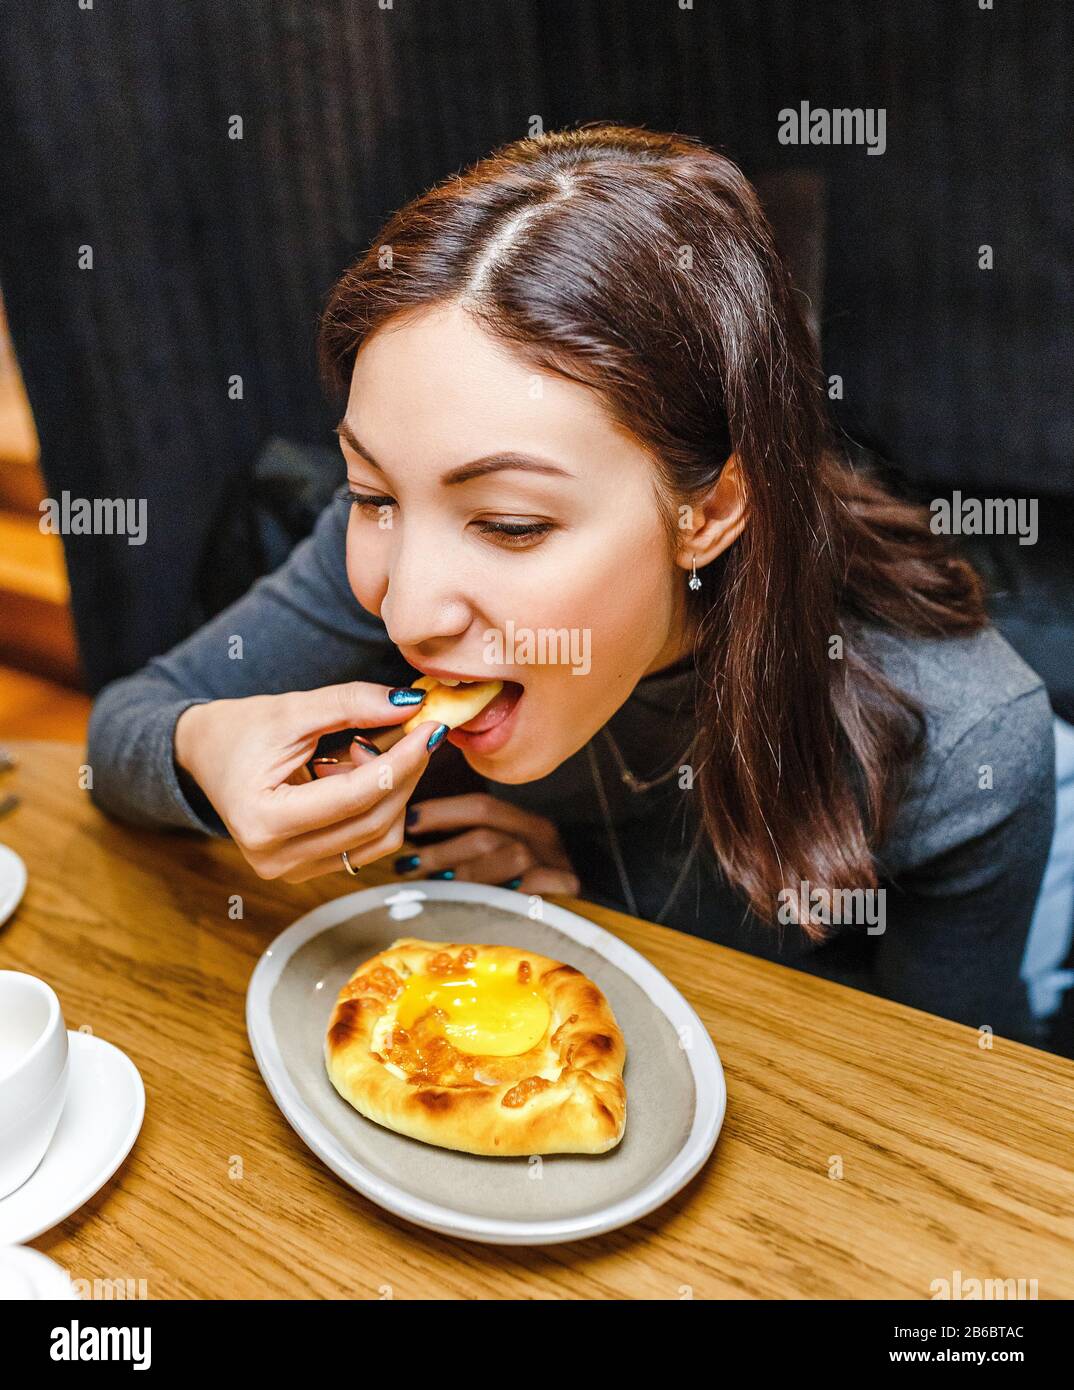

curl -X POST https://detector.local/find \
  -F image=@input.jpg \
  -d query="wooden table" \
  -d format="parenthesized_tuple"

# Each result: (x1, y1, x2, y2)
(2, 740, 1072, 1299)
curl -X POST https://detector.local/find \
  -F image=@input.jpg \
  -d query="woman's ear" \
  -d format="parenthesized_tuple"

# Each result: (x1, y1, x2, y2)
(676, 453, 747, 569)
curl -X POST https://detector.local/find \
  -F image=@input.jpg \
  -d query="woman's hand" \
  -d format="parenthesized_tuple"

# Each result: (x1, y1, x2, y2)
(398, 793, 581, 896)
(174, 682, 442, 883)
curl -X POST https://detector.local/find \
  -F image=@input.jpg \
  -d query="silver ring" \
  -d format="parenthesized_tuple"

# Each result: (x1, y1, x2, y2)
(340, 849, 361, 876)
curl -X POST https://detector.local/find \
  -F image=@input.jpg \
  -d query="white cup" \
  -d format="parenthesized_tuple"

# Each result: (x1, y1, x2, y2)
(0, 972, 70, 1200)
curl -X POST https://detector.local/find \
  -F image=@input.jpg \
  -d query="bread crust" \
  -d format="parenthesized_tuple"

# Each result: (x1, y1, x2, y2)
(400, 677, 503, 733)
(324, 938, 627, 1156)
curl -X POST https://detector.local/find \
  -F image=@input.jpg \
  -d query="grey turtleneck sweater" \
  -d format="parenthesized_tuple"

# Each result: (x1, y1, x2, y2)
(87, 493, 1056, 1045)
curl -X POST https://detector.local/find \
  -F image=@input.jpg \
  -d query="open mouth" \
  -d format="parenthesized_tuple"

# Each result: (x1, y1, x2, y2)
(453, 679, 525, 734)
(365, 674, 526, 753)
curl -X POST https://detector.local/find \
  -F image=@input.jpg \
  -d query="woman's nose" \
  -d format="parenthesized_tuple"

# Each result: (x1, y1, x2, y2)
(378, 540, 472, 649)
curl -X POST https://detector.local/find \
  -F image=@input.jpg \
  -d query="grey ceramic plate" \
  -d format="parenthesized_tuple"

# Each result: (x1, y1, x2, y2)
(246, 880, 726, 1244)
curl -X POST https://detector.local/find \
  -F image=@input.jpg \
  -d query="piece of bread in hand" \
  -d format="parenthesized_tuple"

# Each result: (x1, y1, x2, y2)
(367, 676, 503, 750)
(400, 676, 503, 732)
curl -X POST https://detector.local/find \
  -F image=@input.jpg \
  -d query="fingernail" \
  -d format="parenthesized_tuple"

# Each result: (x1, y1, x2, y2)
(351, 735, 381, 756)
(405, 806, 420, 827)
(426, 723, 449, 752)
(503, 877, 523, 890)
(394, 854, 421, 874)
(310, 756, 340, 766)
(388, 687, 426, 706)
(429, 869, 455, 880)
(313, 727, 363, 759)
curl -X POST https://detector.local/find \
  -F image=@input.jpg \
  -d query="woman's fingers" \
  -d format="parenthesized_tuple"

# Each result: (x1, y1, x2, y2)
(307, 736, 382, 776)
(514, 866, 582, 896)
(400, 795, 578, 889)
(249, 720, 442, 841)
(450, 839, 539, 885)
(275, 809, 410, 884)
(408, 791, 545, 838)
(254, 785, 582, 892)
(407, 792, 568, 861)
(268, 680, 427, 782)
(262, 770, 420, 872)
(391, 820, 577, 893)
(396, 827, 514, 877)
(279, 679, 426, 739)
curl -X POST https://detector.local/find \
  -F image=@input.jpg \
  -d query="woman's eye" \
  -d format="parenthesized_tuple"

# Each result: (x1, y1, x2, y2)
(343, 487, 554, 549)
(474, 520, 555, 548)
(344, 489, 395, 512)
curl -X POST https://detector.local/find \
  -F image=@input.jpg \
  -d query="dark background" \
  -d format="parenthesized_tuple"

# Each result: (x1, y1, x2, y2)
(0, 0, 1070, 699)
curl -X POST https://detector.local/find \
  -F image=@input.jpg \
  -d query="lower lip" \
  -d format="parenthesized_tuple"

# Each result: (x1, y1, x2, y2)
(447, 686, 525, 756)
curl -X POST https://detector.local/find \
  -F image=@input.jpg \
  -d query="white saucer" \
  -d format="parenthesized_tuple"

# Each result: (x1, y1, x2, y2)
(0, 844, 27, 927)
(0, 1031, 145, 1245)
(0, 1245, 80, 1299)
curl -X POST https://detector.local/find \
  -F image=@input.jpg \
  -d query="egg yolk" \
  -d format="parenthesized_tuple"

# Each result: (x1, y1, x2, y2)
(395, 959, 550, 1057)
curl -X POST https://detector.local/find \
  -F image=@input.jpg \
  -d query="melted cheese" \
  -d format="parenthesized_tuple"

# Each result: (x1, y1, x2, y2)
(393, 958, 550, 1057)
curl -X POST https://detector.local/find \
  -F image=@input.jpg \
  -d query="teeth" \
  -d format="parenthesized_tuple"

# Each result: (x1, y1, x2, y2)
(439, 679, 461, 687)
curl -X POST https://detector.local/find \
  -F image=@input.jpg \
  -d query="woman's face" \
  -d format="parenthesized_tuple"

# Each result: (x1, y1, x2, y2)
(338, 303, 691, 783)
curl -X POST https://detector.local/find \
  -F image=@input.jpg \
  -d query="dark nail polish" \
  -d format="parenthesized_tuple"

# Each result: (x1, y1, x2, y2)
(429, 869, 455, 880)
(311, 727, 362, 759)
(504, 877, 523, 890)
(394, 854, 420, 874)
(405, 806, 420, 827)
(388, 687, 427, 706)
(351, 735, 381, 756)
(426, 723, 449, 752)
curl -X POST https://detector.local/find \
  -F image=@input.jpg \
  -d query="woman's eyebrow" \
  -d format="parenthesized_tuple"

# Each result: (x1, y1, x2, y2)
(334, 418, 576, 485)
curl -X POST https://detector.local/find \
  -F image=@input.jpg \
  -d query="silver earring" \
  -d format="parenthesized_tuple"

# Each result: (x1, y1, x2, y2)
(688, 554, 701, 590)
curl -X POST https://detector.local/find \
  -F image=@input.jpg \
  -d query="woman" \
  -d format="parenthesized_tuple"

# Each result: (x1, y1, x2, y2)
(88, 125, 1055, 1043)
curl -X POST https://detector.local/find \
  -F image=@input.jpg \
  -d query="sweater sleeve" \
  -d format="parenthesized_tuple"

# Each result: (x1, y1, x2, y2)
(86, 496, 409, 835)
(866, 684, 1057, 1043)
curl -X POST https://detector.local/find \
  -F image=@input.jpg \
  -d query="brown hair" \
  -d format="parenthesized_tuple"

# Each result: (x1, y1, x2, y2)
(317, 124, 986, 934)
